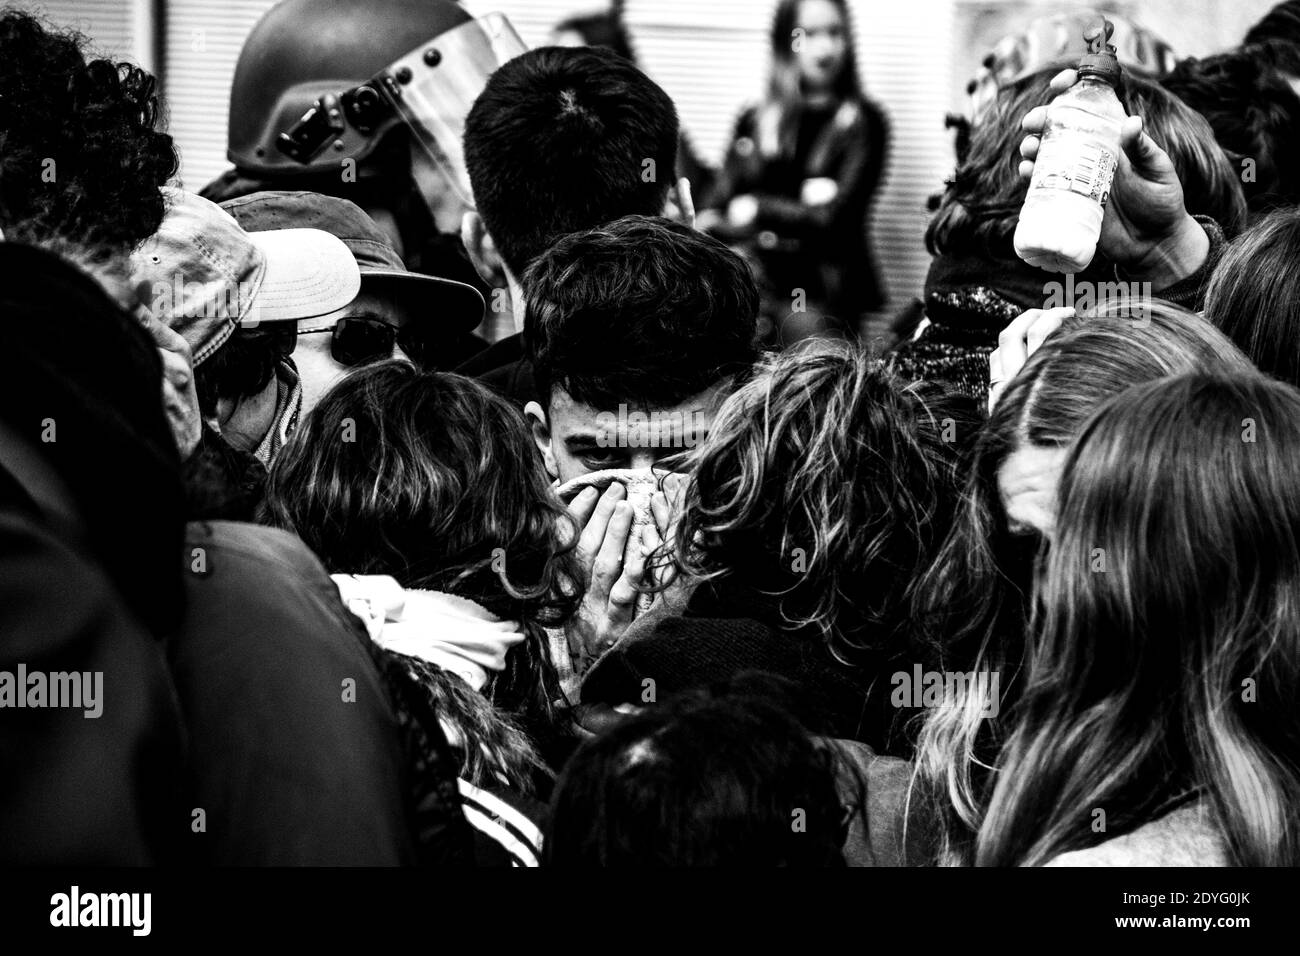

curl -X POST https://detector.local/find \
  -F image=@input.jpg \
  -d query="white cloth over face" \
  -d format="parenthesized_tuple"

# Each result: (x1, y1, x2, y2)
(331, 574, 525, 692)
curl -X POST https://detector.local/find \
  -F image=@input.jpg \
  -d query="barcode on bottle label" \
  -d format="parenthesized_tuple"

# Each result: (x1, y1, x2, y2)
(1030, 137, 1117, 205)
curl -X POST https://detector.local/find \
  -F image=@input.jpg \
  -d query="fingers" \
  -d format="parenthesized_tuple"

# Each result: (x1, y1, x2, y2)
(1118, 114, 1144, 150)
(574, 483, 623, 561)
(989, 308, 1046, 414)
(1017, 120, 1042, 181)
(158, 345, 195, 393)
(566, 485, 600, 529)
(1017, 70, 1076, 175)
(650, 489, 672, 538)
(141, 303, 201, 459)
(1019, 133, 1040, 162)
(1049, 68, 1077, 92)
(610, 524, 647, 610)
(589, 499, 633, 606)
(138, 302, 194, 363)
(1118, 116, 1163, 174)
(1025, 306, 1075, 355)
(675, 176, 696, 228)
(1021, 105, 1049, 135)
(988, 346, 1003, 392)
(996, 308, 1043, 368)
(574, 481, 624, 580)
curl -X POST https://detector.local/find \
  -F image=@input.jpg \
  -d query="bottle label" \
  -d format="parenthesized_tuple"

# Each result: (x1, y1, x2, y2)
(1029, 135, 1118, 206)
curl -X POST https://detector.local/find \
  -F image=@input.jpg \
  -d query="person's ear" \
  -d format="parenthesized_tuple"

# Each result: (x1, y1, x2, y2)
(524, 400, 558, 480)
(662, 176, 696, 228)
(461, 211, 508, 286)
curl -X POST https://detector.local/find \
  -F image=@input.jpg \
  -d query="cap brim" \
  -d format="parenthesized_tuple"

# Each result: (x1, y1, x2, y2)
(244, 229, 361, 324)
(359, 269, 486, 331)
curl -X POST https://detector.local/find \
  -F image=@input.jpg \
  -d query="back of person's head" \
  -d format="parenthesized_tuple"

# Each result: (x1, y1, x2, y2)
(911, 302, 1257, 864)
(978, 373, 1300, 867)
(1161, 49, 1300, 215)
(0, 241, 185, 637)
(262, 361, 581, 749)
(928, 65, 1246, 258)
(0, 11, 176, 251)
(524, 215, 759, 410)
(671, 338, 969, 664)
(919, 302, 1255, 658)
(463, 46, 678, 277)
(1248, 34, 1300, 79)
(262, 361, 580, 628)
(1205, 206, 1300, 387)
(1246, 0, 1300, 46)
(546, 675, 850, 866)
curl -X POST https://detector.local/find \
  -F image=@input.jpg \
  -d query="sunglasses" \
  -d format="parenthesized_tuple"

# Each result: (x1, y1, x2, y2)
(237, 315, 436, 368)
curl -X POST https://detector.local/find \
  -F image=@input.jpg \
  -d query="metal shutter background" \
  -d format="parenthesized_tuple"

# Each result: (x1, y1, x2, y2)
(15, 0, 1283, 310)
(162, 0, 280, 192)
(12, 0, 135, 59)
(468, 0, 956, 318)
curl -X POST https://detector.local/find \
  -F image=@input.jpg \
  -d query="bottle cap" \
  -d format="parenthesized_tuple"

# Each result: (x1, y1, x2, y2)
(1077, 18, 1121, 83)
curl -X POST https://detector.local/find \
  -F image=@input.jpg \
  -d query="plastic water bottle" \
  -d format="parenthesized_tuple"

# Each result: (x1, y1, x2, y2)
(1013, 19, 1125, 273)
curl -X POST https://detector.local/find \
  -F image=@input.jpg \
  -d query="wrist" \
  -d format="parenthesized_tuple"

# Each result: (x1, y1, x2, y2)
(1125, 215, 1209, 291)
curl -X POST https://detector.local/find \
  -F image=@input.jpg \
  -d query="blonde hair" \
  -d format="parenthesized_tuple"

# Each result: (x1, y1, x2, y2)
(979, 373, 1300, 866)
(910, 302, 1257, 865)
(667, 339, 968, 667)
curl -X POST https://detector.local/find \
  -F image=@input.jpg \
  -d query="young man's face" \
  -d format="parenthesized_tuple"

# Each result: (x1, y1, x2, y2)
(526, 382, 729, 484)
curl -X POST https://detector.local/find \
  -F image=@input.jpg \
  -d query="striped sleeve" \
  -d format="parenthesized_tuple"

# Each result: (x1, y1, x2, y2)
(457, 778, 544, 868)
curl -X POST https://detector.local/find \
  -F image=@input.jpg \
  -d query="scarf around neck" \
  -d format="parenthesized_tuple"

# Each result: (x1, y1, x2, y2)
(331, 573, 526, 691)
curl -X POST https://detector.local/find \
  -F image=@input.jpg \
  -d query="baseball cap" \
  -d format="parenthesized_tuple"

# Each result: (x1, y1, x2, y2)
(129, 187, 361, 365)
(218, 191, 485, 332)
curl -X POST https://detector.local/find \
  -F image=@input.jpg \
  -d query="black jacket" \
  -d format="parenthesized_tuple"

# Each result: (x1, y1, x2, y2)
(705, 97, 889, 319)
(581, 579, 904, 753)
(170, 521, 473, 865)
(0, 463, 186, 865)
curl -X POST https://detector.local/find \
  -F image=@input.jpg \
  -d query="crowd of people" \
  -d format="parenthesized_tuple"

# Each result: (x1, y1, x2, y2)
(4, 0, 1300, 868)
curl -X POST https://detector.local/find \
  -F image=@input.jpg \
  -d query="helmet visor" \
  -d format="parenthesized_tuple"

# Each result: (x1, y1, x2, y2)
(376, 13, 528, 206)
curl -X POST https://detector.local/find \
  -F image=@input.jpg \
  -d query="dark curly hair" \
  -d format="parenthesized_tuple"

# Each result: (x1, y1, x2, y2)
(546, 673, 860, 866)
(524, 215, 760, 410)
(1161, 45, 1300, 216)
(0, 9, 177, 251)
(260, 361, 584, 751)
(464, 45, 678, 277)
(665, 339, 969, 667)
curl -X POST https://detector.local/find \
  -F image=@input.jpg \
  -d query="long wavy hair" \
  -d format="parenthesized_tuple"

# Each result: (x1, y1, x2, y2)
(927, 63, 1247, 259)
(910, 301, 1257, 864)
(1205, 205, 1300, 388)
(978, 373, 1300, 866)
(261, 362, 583, 787)
(666, 339, 970, 668)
